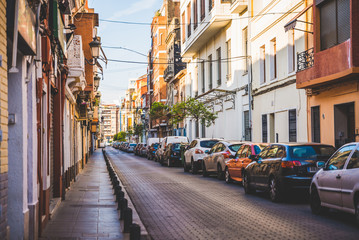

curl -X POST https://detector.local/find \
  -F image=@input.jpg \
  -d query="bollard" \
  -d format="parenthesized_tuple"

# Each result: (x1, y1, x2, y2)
(119, 198, 128, 217)
(115, 185, 122, 195)
(116, 191, 125, 204)
(123, 207, 133, 233)
(130, 223, 141, 240)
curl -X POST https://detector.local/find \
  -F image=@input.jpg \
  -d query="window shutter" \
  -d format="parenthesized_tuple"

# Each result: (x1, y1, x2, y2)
(320, 0, 337, 50)
(337, 0, 350, 44)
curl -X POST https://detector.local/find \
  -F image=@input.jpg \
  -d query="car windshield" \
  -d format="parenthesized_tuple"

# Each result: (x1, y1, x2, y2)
(254, 144, 267, 155)
(200, 140, 219, 148)
(229, 144, 243, 152)
(289, 145, 336, 160)
(172, 143, 181, 151)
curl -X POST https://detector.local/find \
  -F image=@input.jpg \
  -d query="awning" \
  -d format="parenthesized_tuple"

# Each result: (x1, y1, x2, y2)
(195, 88, 236, 111)
(284, 4, 313, 32)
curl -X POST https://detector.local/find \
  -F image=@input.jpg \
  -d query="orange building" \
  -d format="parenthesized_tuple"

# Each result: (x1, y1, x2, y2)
(295, 0, 359, 148)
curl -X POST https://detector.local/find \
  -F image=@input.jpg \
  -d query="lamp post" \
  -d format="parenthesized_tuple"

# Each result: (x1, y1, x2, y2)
(94, 74, 101, 90)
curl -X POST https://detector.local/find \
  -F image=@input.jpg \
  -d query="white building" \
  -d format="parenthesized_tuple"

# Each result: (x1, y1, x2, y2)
(249, 0, 309, 143)
(180, 0, 249, 141)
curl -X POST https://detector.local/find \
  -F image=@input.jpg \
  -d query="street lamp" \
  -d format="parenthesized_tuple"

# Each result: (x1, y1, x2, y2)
(89, 38, 101, 59)
(94, 74, 101, 89)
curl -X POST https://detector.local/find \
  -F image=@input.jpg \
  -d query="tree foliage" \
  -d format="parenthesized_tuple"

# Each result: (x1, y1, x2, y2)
(134, 123, 144, 137)
(149, 102, 169, 120)
(113, 131, 126, 141)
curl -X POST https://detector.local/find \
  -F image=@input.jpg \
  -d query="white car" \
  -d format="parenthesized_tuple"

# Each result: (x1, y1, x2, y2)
(310, 142, 359, 226)
(183, 138, 220, 174)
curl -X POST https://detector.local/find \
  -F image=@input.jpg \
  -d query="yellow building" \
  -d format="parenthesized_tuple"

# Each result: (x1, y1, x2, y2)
(0, 0, 9, 237)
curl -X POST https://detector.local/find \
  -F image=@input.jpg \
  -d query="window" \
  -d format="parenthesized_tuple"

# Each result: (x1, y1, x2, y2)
(193, 0, 198, 30)
(201, 61, 205, 93)
(208, 54, 213, 89)
(226, 40, 231, 81)
(259, 146, 270, 159)
(182, 12, 185, 43)
(326, 145, 355, 170)
(201, 0, 206, 21)
(262, 114, 268, 142)
(201, 121, 206, 138)
(289, 109, 297, 142)
(235, 145, 245, 158)
(288, 29, 295, 73)
(320, 0, 350, 50)
(277, 146, 286, 158)
(270, 38, 277, 80)
(240, 146, 249, 158)
(187, 3, 192, 38)
(217, 47, 221, 86)
(266, 146, 279, 158)
(347, 146, 359, 169)
(260, 45, 266, 84)
(209, 0, 213, 11)
(243, 28, 248, 73)
(311, 106, 320, 143)
(244, 111, 251, 141)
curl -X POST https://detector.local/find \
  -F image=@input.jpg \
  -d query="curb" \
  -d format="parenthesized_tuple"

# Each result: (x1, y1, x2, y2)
(102, 149, 150, 240)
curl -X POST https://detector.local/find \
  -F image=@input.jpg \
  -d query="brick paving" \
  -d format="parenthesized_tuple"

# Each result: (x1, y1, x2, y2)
(40, 150, 123, 240)
(107, 148, 359, 240)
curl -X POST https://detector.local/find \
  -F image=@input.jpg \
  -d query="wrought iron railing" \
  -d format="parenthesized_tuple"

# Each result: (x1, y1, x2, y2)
(297, 47, 314, 72)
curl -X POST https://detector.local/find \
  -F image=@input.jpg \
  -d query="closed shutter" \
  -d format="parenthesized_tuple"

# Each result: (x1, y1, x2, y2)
(337, 0, 350, 44)
(289, 109, 297, 142)
(262, 114, 268, 143)
(311, 106, 321, 143)
(244, 111, 251, 141)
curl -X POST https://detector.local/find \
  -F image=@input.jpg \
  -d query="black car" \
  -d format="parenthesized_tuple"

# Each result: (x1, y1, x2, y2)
(242, 143, 335, 202)
(147, 143, 159, 160)
(163, 143, 182, 167)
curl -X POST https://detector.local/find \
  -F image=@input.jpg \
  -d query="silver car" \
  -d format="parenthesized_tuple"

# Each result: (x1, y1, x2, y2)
(310, 142, 359, 226)
(202, 141, 244, 179)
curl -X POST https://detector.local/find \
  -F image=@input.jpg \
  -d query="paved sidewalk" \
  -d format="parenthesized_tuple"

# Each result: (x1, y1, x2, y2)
(40, 150, 124, 240)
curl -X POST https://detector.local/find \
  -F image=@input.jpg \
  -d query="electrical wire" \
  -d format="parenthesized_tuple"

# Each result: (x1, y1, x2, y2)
(99, 11, 301, 26)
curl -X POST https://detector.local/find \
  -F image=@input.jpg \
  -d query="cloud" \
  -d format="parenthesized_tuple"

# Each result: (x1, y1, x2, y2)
(109, 0, 158, 20)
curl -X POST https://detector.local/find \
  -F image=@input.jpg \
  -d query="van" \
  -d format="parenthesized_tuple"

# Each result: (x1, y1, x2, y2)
(147, 138, 162, 147)
(157, 136, 189, 165)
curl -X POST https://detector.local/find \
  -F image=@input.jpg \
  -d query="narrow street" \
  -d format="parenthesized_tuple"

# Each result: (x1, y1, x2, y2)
(106, 148, 359, 240)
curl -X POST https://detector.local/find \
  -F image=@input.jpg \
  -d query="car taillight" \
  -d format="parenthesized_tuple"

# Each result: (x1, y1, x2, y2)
(222, 151, 231, 158)
(282, 161, 301, 168)
(195, 149, 204, 154)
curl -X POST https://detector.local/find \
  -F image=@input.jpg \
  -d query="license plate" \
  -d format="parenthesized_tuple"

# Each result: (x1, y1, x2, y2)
(308, 167, 318, 173)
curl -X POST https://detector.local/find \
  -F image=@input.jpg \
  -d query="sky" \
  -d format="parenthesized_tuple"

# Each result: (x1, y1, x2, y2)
(89, 0, 163, 105)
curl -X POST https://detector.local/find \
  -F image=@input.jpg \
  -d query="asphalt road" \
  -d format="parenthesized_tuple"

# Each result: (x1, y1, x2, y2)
(106, 148, 359, 240)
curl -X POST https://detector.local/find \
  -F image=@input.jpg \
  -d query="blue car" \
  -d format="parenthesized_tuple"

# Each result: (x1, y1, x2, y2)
(243, 143, 336, 202)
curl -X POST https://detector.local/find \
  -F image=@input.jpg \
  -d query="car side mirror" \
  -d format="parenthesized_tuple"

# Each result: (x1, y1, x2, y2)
(205, 150, 210, 154)
(316, 161, 325, 169)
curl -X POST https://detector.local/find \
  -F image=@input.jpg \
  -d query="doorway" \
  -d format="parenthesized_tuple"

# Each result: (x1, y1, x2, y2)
(334, 102, 355, 148)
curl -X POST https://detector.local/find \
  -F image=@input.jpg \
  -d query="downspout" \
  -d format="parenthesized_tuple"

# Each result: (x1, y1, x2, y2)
(9, 0, 19, 73)
(248, 56, 253, 141)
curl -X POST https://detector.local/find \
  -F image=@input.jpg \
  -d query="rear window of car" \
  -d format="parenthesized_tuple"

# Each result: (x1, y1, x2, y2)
(200, 140, 219, 148)
(152, 143, 159, 148)
(289, 145, 335, 160)
(172, 143, 181, 151)
(130, 144, 136, 147)
(254, 144, 267, 155)
(229, 144, 243, 152)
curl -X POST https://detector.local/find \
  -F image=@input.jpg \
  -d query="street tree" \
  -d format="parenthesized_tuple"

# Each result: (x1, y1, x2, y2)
(149, 102, 169, 120)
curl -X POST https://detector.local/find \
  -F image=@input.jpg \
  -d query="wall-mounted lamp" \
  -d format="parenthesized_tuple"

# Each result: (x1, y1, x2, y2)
(94, 74, 101, 89)
(85, 37, 102, 66)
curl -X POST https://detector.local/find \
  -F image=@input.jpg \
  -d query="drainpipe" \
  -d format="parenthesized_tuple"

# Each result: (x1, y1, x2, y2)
(248, 56, 253, 141)
(9, 0, 19, 73)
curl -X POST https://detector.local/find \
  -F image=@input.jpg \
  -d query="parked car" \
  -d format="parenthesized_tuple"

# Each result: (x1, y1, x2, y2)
(184, 138, 220, 174)
(243, 143, 336, 202)
(134, 143, 143, 155)
(121, 142, 129, 151)
(202, 140, 244, 179)
(127, 143, 137, 153)
(310, 142, 359, 226)
(147, 143, 160, 160)
(163, 143, 183, 167)
(139, 144, 147, 157)
(157, 136, 189, 165)
(225, 143, 269, 183)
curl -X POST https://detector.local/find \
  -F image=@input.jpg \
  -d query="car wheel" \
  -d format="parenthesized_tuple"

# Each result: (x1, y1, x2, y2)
(225, 167, 233, 184)
(191, 159, 198, 174)
(202, 162, 208, 177)
(269, 177, 282, 202)
(243, 173, 255, 194)
(310, 187, 327, 215)
(217, 164, 224, 180)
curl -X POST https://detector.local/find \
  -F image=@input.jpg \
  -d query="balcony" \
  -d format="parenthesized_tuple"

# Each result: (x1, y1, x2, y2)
(164, 65, 174, 82)
(296, 40, 359, 89)
(67, 35, 86, 95)
(230, 0, 248, 14)
(182, 0, 231, 58)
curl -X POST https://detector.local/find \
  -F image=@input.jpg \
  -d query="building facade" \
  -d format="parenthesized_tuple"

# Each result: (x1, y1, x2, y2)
(0, 0, 9, 238)
(100, 104, 120, 142)
(296, 0, 359, 148)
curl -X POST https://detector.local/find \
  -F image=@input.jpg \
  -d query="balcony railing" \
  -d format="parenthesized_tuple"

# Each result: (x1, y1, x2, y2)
(164, 65, 174, 81)
(297, 48, 314, 72)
